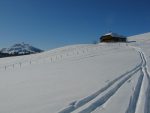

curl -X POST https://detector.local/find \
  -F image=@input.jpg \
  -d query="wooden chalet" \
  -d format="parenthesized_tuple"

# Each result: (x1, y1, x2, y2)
(100, 33, 127, 42)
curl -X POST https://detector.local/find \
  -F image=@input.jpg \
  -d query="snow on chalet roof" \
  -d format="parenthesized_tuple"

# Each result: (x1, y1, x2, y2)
(102, 32, 126, 38)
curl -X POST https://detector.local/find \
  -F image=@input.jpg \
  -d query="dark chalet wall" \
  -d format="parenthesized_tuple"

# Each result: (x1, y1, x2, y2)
(100, 35, 127, 42)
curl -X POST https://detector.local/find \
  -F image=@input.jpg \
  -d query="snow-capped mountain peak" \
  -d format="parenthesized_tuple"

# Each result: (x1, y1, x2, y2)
(0, 42, 43, 55)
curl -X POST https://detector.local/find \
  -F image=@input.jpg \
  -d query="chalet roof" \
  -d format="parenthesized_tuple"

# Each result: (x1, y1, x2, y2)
(102, 32, 126, 38)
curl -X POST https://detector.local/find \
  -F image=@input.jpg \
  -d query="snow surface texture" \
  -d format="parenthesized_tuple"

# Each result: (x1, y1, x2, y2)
(0, 33, 150, 113)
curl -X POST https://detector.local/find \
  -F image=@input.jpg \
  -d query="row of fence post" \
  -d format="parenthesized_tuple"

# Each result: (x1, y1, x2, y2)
(1, 46, 102, 70)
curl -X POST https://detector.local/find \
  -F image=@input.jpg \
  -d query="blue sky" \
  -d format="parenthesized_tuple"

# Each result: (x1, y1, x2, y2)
(0, 0, 150, 50)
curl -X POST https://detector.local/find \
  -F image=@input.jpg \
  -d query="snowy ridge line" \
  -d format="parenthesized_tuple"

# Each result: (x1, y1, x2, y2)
(125, 70, 143, 113)
(58, 57, 142, 113)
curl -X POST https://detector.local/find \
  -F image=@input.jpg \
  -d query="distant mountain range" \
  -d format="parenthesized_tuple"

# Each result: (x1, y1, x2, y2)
(0, 43, 43, 58)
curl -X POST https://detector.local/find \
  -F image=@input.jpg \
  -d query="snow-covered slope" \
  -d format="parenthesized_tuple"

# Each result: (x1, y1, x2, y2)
(0, 32, 150, 113)
(128, 32, 150, 43)
(0, 43, 43, 54)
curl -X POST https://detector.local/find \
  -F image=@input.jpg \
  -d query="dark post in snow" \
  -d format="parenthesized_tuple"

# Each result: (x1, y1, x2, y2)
(19, 62, 21, 68)
(60, 55, 62, 59)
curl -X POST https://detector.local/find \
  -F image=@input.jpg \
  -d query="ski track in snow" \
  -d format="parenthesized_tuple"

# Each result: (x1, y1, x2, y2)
(58, 54, 142, 113)
(77, 69, 140, 113)
(58, 66, 141, 113)
(58, 45, 150, 113)
(1, 43, 150, 113)
(139, 51, 150, 113)
(128, 46, 150, 113)
(125, 69, 143, 113)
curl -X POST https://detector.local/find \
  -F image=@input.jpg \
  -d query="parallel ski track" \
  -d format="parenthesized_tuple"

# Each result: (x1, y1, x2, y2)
(125, 50, 145, 113)
(58, 53, 142, 113)
(125, 69, 143, 113)
(77, 68, 140, 113)
(140, 51, 150, 113)
(59, 45, 150, 113)
(124, 46, 150, 113)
